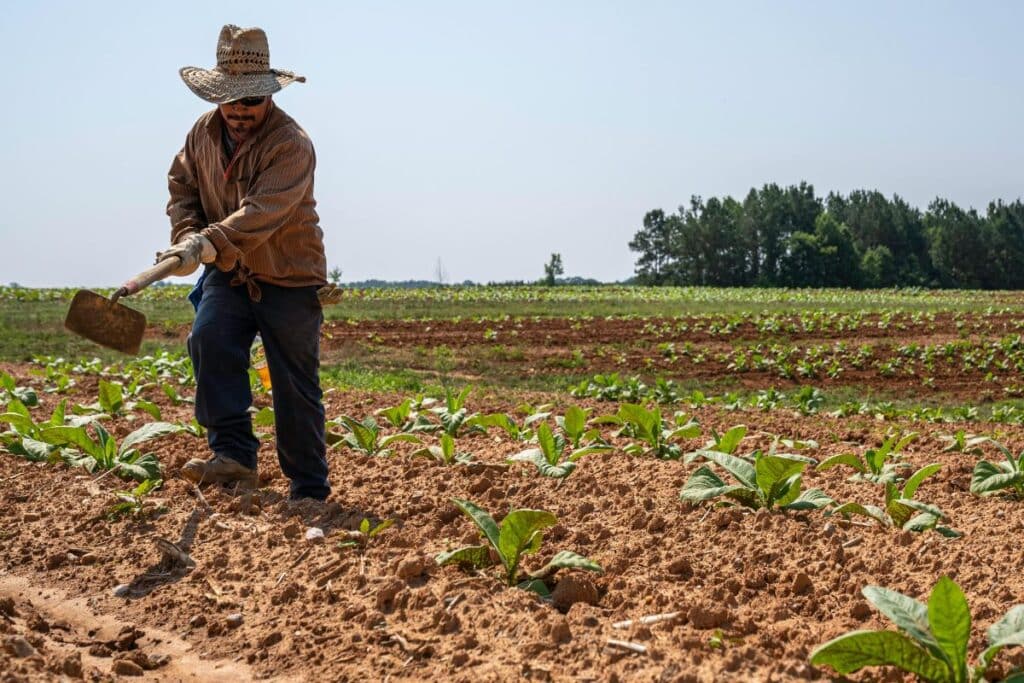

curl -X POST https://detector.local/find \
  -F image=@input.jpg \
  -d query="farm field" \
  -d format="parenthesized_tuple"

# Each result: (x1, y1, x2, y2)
(2, 286, 1024, 682)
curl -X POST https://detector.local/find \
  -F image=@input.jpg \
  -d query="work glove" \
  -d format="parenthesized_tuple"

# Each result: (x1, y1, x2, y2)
(317, 284, 345, 305)
(156, 234, 216, 277)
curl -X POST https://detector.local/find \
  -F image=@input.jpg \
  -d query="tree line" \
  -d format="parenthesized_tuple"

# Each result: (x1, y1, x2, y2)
(628, 182, 1024, 289)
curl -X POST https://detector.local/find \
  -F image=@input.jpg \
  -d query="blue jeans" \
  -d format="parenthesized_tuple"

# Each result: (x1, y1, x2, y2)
(187, 267, 330, 500)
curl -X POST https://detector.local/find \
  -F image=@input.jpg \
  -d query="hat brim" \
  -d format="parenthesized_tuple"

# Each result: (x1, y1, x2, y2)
(180, 66, 305, 104)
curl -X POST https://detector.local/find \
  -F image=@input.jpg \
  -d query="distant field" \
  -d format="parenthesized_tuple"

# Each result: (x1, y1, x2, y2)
(4, 283, 1024, 361)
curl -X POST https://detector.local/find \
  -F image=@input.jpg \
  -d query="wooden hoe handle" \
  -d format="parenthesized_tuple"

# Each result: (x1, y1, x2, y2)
(112, 257, 183, 303)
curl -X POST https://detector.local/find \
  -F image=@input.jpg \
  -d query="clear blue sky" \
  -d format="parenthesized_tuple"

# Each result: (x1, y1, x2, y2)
(2, 1, 1022, 287)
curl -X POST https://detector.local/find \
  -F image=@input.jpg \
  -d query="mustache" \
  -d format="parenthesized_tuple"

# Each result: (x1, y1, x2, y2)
(226, 115, 256, 122)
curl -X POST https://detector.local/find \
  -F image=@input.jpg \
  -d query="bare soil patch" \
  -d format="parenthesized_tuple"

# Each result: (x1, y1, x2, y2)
(3, 362, 1024, 681)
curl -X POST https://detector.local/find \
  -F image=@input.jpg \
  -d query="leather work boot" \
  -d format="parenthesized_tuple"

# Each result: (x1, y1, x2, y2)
(181, 454, 257, 486)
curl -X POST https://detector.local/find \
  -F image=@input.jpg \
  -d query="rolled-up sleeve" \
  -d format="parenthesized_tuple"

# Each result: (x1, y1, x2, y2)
(201, 136, 315, 272)
(166, 130, 206, 245)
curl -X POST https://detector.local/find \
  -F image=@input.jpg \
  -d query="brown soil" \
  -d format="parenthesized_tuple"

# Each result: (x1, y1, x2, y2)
(3, 361, 1024, 681)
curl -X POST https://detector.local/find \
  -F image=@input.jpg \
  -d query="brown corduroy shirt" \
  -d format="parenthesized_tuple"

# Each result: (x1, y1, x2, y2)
(167, 102, 327, 300)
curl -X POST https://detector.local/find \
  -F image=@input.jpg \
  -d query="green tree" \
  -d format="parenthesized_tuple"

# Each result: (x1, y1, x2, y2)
(860, 245, 897, 288)
(543, 253, 564, 286)
(328, 267, 343, 285)
(629, 210, 680, 284)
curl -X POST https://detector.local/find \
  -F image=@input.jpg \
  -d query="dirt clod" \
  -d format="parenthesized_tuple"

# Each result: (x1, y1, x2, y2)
(552, 575, 599, 611)
(111, 658, 144, 676)
(4, 635, 37, 658)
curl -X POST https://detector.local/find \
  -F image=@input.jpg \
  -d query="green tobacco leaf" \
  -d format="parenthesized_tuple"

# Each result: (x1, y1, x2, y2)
(780, 487, 833, 511)
(715, 425, 747, 454)
(971, 460, 1024, 495)
(809, 629, 949, 680)
(435, 545, 493, 569)
(771, 473, 802, 508)
(39, 425, 100, 459)
(135, 400, 162, 420)
(817, 453, 867, 474)
(450, 498, 501, 555)
(497, 510, 557, 579)
(8, 437, 55, 462)
(119, 422, 182, 456)
(509, 448, 546, 467)
(537, 423, 559, 464)
(756, 455, 807, 495)
(563, 406, 587, 440)
(666, 421, 701, 441)
(698, 450, 757, 490)
(538, 462, 576, 478)
(831, 502, 889, 525)
(903, 463, 942, 499)
(115, 452, 161, 482)
(862, 586, 937, 652)
(903, 513, 940, 533)
(680, 465, 747, 502)
(981, 604, 1024, 670)
(618, 404, 657, 440)
(927, 576, 970, 680)
(98, 380, 124, 414)
(529, 550, 603, 580)
(568, 444, 612, 461)
(0, 411, 36, 435)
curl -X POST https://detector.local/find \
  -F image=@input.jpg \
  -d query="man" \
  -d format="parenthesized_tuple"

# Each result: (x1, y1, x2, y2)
(159, 25, 330, 501)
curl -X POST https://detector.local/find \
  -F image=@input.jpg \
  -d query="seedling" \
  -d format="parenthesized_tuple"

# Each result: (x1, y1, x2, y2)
(430, 386, 481, 437)
(684, 425, 748, 462)
(971, 439, 1024, 499)
(42, 421, 182, 481)
(811, 576, 1024, 682)
(509, 422, 611, 479)
(329, 415, 422, 456)
(375, 398, 435, 433)
(1, 398, 105, 462)
(594, 403, 700, 460)
(681, 450, 832, 511)
(816, 431, 919, 485)
(940, 430, 991, 455)
(338, 518, 395, 551)
(108, 478, 163, 520)
(0, 371, 38, 407)
(830, 464, 959, 537)
(412, 433, 474, 465)
(436, 498, 601, 595)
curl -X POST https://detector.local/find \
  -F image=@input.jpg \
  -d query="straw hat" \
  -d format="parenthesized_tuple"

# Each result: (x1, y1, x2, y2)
(180, 25, 305, 104)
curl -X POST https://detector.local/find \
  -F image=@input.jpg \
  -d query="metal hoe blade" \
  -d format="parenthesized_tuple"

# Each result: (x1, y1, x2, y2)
(64, 290, 147, 355)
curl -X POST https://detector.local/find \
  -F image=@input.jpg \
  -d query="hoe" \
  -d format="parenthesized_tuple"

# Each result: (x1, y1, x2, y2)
(64, 256, 183, 356)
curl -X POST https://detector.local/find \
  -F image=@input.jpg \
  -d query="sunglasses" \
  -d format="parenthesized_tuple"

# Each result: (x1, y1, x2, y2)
(226, 96, 267, 107)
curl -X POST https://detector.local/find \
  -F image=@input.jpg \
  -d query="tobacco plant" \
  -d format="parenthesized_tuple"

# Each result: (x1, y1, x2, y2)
(816, 431, 919, 485)
(971, 439, 1024, 499)
(436, 498, 601, 595)
(338, 517, 395, 551)
(811, 576, 1024, 682)
(1, 398, 104, 461)
(329, 416, 422, 456)
(430, 386, 482, 437)
(412, 433, 474, 465)
(1, 371, 38, 407)
(681, 450, 832, 511)
(375, 398, 436, 433)
(594, 403, 700, 460)
(830, 464, 959, 537)
(108, 478, 163, 520)
(41, 421, 182, 481)
(509, 422, 611, 479)
(684, 424, 748, 462)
